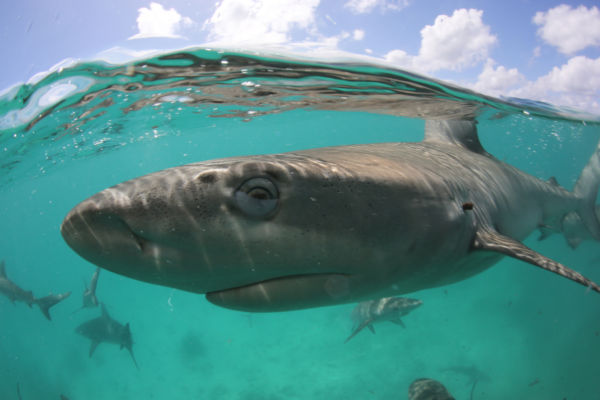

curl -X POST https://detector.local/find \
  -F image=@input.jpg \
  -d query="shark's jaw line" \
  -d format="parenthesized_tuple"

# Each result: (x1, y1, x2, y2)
(61, 120, 600, 311)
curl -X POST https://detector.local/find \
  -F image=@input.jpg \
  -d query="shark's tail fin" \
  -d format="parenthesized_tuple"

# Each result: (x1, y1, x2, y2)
(563, 138, 600, 247)
(35, 291, 71, 321)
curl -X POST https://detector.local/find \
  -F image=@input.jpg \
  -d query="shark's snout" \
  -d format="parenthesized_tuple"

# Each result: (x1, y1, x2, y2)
(61, 201, 142, 257)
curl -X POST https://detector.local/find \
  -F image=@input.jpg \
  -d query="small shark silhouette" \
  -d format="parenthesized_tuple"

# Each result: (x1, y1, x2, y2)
(0, 260, 71, 320)
(75, 304, 139, 369)
(16, 382, 71, 400)
(345, 296, 422, 343)
(72, 267, 100, 314)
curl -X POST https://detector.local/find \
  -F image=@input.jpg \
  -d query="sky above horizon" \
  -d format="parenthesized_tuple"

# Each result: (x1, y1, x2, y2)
(1, 0, 599, 114)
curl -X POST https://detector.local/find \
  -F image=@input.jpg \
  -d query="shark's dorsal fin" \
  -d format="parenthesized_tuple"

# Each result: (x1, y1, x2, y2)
(424, 120, 488, 155)
(0, 260, 6, 278)
(547, 176, 559, 187)
(473, 228, 600, 293)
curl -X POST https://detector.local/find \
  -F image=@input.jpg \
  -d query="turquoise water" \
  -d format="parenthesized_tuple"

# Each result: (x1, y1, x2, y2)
(1, 48, 600, 399)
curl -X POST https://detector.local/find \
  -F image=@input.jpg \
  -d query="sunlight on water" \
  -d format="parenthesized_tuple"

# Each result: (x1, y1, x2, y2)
(1, 48, 599, 400)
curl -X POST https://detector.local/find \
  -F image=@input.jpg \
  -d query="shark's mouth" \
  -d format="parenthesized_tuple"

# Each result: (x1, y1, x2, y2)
(206, 273, 355, 312)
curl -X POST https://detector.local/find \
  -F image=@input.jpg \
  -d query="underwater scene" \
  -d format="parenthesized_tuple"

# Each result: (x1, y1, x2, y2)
(1, 48, 600, 400)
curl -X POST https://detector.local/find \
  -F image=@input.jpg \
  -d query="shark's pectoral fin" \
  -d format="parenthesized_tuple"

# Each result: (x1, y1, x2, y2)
(473, 228, 600, 293)
(89, 341, 100, 357)
(344, 319, 373, 344)
(368, 324, 376, 334)
(390, 318, 406, 328)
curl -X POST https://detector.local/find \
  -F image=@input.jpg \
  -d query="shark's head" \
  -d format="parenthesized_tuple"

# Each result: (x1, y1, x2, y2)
(388, 297, 423, 315)
(61, 150, 470, 311)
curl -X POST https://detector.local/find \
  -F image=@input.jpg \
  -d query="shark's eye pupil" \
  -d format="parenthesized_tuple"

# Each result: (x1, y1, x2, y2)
(247, 187, 271, 200)
(235, 177, 279, 217)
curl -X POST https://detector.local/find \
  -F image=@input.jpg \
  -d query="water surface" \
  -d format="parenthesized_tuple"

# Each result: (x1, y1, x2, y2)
(1, 48, 599, 400)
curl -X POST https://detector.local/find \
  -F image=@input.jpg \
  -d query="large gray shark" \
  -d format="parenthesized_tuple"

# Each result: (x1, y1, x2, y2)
(0, 260, 71, 320)
(75, 304, 139, 369)
(60, 120, 600, 312)
(345, 296, 422, 343)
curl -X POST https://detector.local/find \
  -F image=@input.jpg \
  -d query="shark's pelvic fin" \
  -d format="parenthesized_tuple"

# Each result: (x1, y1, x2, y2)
(473, 228, 600, 293)
(390, 318, 406, 328)
(424, 120, 488, 155)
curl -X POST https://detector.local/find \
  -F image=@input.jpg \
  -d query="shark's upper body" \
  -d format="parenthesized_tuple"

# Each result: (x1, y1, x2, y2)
(61, 120, 600, 312)
(0, 260, 35, 306)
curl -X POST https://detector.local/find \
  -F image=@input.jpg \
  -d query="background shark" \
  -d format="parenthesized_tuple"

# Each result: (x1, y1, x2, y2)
(345, 297, 422, 343)
(72, 267, 100, 315)
(75, 304, 139, 370)
(0, 260, 70, 320)
(61, 120, 600, 312)
(0, 260, 35, 307)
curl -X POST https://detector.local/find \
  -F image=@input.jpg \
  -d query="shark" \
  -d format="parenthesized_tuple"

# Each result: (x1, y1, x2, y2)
(0, 260, 71, 320)
(60, 120, 600, 312)
(82, 267, 100, 308)
(75, 304, 139, 369)
(345, 297, 422, 343)
(72, 267, 100, 314)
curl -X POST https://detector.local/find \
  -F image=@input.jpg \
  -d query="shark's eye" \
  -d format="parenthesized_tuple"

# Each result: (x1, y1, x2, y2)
(234, 177, 279, 217)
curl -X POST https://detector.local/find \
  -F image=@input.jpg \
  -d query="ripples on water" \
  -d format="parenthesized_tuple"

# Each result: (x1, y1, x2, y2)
(1, 48, 598, 183)
(1, 48, 600, 400)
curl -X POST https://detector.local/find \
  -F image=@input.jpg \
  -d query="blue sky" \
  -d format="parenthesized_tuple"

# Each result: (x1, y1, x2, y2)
(1, 0, 599, 113)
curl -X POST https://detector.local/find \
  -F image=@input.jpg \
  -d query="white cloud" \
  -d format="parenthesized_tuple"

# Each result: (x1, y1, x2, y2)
(531, 56, 600, 95)
(204, 0, 319, 45)
(353, 29, 365, 41)
(384, 9, 496, 73)
(417, 9, 496, 71)
(473, 59, 525, 95)
(384, 49, 415, 69)
(129, 2, 193, 40)
(508, 56, 600, 113)
(533, 5, 600, 54)
(344, 0, 410, 14)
